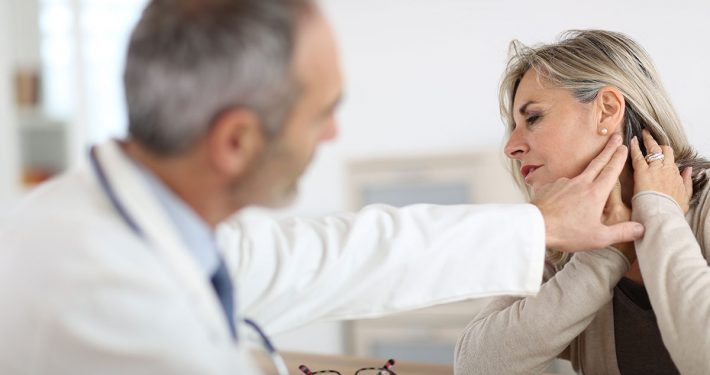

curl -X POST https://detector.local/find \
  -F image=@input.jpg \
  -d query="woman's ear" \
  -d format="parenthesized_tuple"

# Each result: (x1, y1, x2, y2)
(596, 86, 626, 135)
(206, 108, 266, 178)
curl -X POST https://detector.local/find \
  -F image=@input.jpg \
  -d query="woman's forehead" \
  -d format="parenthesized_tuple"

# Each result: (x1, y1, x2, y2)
(513, 70, 573, 111)
(513, 71, 550, 109)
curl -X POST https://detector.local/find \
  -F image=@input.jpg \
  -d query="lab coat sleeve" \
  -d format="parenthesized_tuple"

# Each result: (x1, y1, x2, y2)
(217, 203, 546, 334)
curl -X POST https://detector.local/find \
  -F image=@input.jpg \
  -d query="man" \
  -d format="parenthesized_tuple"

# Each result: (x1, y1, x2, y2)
(0, 0, 642, 374)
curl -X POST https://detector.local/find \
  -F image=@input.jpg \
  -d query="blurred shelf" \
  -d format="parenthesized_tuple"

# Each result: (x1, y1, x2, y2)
(17, 108, 68, 188)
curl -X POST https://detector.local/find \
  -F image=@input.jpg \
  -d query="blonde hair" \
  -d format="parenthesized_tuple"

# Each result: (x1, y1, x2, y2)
(499, 30, 709, 262)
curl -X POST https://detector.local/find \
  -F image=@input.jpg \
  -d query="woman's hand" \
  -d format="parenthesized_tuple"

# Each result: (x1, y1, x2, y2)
(603, 180, 636, 263)
(630, 129, 693, 213)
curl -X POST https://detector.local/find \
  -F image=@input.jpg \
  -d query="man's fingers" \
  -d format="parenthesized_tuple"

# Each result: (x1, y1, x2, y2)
(607, 179, 623, 207)
(581, 134, 623, 181)
(600, 221, 645, 246)
(630, 136, 647, 172)
(593, 145, 628, 196)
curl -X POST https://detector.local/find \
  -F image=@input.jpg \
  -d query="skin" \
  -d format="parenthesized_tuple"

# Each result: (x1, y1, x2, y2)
(507, 69, 692, 284)
(124, 6, 342, 227)
(505, 69, 629, 198)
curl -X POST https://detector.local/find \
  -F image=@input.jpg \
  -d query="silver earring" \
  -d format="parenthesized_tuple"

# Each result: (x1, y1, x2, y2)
(599, 128, 609, 135)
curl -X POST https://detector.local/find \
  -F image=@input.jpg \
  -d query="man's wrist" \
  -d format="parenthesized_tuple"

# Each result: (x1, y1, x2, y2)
(544, 221, 560, 250)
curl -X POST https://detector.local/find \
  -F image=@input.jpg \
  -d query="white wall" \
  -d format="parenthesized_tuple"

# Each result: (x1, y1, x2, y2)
(273, 0, 710, 355)
(0, 0, 40, 208)
(0, 0, 20, 208)
(9, 0, 40, 70)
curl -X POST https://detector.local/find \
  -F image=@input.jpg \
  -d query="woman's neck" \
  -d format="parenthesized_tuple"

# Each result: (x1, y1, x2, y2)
(620, 163, 635, 207)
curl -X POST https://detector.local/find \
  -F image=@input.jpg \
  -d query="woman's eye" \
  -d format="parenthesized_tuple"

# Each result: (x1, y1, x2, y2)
(526, 114, 541, 124)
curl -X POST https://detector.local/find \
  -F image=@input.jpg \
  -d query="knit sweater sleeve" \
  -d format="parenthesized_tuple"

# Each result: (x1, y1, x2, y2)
(632, 187, 710, 375)
(454, 248, 629, 375)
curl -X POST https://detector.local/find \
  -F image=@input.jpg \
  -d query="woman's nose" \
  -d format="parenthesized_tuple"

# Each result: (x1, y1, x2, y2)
(504, 127, 529, 160)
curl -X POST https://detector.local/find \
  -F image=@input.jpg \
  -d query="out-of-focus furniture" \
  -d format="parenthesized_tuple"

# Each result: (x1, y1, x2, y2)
(257, 351, 562, 375)
(282, 351, 452, 374)
(345, 152, 522, 365)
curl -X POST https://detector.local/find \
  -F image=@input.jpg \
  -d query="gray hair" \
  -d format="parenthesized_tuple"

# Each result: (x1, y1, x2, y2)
(125, 0, 312, 155)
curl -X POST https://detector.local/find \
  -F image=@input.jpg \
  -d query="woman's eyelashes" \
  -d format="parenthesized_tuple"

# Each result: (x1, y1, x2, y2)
(512, 112, 543, 129)
(526, 113, 542, 125)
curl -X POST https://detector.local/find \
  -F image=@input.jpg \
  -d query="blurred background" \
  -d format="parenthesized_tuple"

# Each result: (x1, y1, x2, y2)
(1, 0, 708, 372)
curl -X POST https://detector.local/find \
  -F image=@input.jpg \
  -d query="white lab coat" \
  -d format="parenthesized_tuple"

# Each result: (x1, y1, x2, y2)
(0, 141, 546, 374)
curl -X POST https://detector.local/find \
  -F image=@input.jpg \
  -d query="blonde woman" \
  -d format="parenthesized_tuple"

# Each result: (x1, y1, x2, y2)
(455, 30, 710, 375)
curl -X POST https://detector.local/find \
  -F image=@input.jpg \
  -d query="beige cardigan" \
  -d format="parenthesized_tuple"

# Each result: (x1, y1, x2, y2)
(454, 175, 710, 375)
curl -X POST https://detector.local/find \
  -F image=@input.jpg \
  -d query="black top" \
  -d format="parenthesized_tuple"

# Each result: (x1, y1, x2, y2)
(613, 277, 679, 375)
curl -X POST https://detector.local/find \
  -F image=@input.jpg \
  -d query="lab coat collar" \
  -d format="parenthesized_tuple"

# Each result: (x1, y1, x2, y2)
(91, 140, 235, 343)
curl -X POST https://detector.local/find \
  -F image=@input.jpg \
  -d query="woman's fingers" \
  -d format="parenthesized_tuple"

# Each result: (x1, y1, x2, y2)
(642, 129, 664, 167)
(634, 130, 691, 213)
(642, 129, 662, 154)
(630, 136, 647, 172)
(683, 166, 693, 200)
(661, 145, 676, 166)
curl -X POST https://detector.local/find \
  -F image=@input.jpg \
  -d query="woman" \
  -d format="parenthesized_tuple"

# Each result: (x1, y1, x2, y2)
(454, 30, 710, 375)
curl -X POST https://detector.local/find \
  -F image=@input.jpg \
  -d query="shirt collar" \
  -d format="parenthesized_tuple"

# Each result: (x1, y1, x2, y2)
(131, 161, 220, 276)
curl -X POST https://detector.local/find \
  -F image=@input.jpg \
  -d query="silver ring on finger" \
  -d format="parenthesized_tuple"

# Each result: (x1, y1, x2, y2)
(645, 152, 665, 163)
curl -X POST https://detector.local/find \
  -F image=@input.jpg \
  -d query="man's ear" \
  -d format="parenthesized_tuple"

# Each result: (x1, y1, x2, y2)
(206, 108, 265, 177)
(596, 86, 626, 135)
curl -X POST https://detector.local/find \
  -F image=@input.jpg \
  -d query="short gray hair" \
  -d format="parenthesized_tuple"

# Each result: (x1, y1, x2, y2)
(125, 0, 312, 155)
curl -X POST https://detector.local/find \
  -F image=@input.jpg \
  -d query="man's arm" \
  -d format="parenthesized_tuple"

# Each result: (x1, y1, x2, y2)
(219, 203, 546, 334)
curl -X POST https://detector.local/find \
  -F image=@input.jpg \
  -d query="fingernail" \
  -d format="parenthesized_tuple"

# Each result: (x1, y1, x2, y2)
(633, 223, 644, 237)
(631, 136, 638, 146)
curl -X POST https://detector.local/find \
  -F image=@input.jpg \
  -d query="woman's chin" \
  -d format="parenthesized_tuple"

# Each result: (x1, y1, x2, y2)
(528, 178, 552, 196)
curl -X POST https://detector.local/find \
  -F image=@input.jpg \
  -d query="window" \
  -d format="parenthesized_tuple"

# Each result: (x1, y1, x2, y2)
(39, 0, 147, 145)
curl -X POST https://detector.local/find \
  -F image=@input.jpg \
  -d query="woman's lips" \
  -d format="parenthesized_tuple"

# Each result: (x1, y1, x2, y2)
(520, 165, 541, 184)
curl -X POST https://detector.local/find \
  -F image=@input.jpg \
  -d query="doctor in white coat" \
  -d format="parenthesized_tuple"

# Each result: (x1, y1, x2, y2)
(0, 1, 644, 374)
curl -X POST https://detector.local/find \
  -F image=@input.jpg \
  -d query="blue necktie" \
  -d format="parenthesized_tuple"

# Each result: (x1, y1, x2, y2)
(210, 257, 237, 339)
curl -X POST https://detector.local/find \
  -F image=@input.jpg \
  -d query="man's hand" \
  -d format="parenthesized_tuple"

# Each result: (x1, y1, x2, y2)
(602, 180, 637, 263)
(532, 134, 645, 252)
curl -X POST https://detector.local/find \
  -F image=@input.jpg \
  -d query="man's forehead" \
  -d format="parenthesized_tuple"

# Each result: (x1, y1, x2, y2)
(292, 7, 341, 89)
(295, 8, 333, 59)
